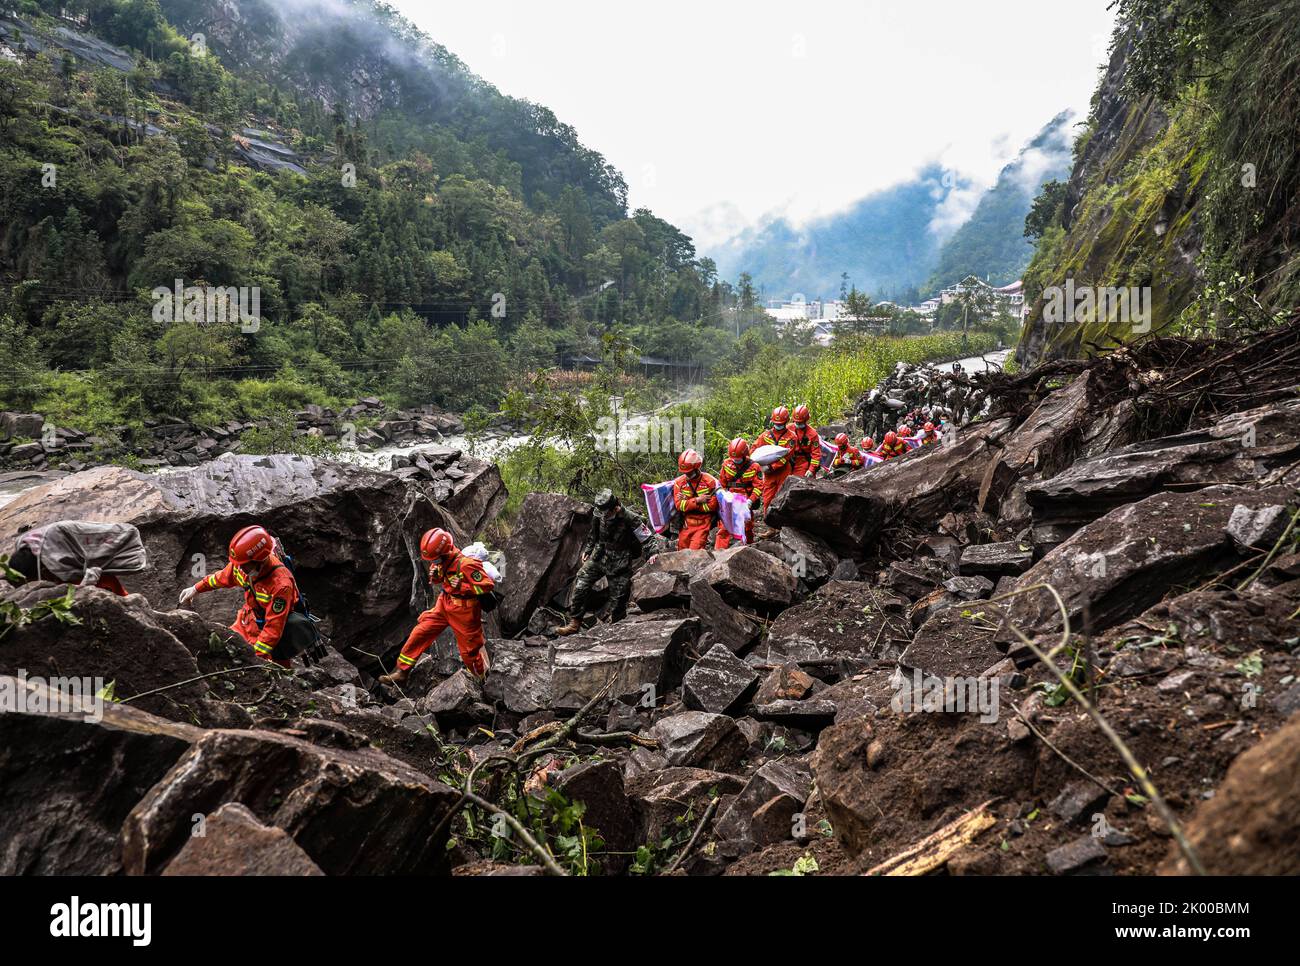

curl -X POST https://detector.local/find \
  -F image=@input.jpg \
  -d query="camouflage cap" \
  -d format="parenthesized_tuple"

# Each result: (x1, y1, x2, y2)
(593, 488, 616, 509)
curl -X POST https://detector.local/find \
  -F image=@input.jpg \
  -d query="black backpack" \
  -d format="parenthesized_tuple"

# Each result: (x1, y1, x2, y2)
(265, 534, 325, 663)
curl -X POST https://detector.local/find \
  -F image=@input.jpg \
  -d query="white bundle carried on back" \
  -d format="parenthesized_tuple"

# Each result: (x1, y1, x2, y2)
(461, 542, 503, 583)
(749, 444, 790, 467)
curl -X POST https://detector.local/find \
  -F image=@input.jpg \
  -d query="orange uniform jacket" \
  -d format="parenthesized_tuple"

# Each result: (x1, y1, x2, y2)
(753, 426, 796, 470)
(877, 440, 909, 460)
(673, 472, 719, 518)
(673, 472, 719, 550)
(193, 554, 299, 661)
(396, 552, 496, 675)
(831, 445, 864, 471)
(787, 426, 822, 476)
(718, 457, 760, 502)
(755, 426, 797, 511)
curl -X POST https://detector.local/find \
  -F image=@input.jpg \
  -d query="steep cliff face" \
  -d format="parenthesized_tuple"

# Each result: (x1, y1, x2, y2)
(1015, 32, 1207, 366)
(1017, 0, 1300, 368)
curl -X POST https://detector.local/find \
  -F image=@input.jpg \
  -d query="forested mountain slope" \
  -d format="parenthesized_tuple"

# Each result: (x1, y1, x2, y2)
(0, 0, 733, 433)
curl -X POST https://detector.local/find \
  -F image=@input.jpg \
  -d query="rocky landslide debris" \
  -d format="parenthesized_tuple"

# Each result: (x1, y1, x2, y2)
(5, 322, 1300, 875)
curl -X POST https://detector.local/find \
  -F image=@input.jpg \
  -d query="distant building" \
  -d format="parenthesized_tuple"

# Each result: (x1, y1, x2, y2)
(936, 275, 1025, 318)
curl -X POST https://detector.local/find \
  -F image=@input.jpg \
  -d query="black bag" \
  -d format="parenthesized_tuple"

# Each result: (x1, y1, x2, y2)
(271, 610, 323, 663)
(479, 589, 503, 613)
(264, 534, 326, 663)
(270, 533, 314, 620)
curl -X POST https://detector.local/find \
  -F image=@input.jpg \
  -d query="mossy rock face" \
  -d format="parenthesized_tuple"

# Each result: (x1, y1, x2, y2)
(1015, 27, 1214, 368)
(1017, 86, 1209, 366)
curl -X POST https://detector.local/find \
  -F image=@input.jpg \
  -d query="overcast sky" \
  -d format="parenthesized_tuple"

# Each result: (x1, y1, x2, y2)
(390, 0, 1118, 249)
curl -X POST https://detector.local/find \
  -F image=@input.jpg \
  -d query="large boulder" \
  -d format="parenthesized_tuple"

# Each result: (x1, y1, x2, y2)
(122, 725, 461, 875)
(959, 542, 1033, 579)
(0, 583, 228, 724)
(900, 602, 1007, 678)
(1025, 400, 1300, 532)
(977, 370, 1119, 516)
(499, 492, 592, 635)
(715, 759, 812, 856)
(549, 617, 697, 709)
(0, 675, 203, 874)
(0, 411, 45, 439)
(161, 802, 324, 876)
(442, 456, 507, 538)
(700, 546, 798, 613)
(0, 455, 464, 655)
(630, 549, 714, 612)
(1004, 485, 1296, 639)
(765, 477, 884, 557)
(682, 643, 758, 714)
(772, 527, 840, 586)
(769, 418, 1013, 554)
(688, 574, 764, 653)
(648, 711, 748, 773)
(625, 767, 746, 845)
(482, 640, 553, 714)
(765, 579, 911, 669)
(553, 759, 637, 874)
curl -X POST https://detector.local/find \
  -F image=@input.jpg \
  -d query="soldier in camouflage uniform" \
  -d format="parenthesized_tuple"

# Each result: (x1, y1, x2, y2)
(555, 489, 646, 635)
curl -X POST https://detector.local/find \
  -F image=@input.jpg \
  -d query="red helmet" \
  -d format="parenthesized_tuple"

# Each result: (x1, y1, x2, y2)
(229, 525, 274, 565)
(883, 431, 897, 446)
(420, 527, 456, 560)
(728, 437, 750, 460)
(861, 437, 875, 451)
(770, 406, 790, 426)
(792, 404, 810, 424)
(678, 449, 703, 474)
(898, 424, 912, 437)
(924, 422, 935, 433)
(834, 432, 849, 448)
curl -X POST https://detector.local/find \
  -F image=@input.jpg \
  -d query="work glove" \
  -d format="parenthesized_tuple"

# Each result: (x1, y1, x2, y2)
(178, 586, 197, 607)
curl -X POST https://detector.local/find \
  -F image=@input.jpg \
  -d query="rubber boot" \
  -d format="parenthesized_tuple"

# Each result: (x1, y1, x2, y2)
(471, 643, 491, 682)
(378, 665, 410, 686)
(554, 615, 583, 636)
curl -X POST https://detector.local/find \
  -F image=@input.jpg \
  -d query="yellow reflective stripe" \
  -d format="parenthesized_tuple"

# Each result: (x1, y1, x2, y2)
(253, 641, 273, 655)
(397, 653, 416, 667)
(206, 575, 218, 588)
(253, 592, 271, 602)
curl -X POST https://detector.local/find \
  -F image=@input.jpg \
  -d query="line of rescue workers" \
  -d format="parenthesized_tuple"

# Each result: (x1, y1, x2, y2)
(149, 401, 945, 687)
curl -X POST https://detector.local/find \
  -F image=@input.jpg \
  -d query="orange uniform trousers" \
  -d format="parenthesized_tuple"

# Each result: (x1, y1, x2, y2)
(677, 512, 715, 550)
(396, 593, 487, 676)
(760, 464, 791, 511)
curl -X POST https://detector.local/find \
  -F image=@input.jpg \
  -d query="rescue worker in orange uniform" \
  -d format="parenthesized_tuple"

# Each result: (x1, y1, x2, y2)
(828, 432, 865, 475)
(920, 421, 939, 445)
(787, 404, 822, 478)
(859, 436, 875, 455)
(673, 449, 719, 550)
(179, 524, 300, 668)
(876, 430, 909, 460)
(754, 405, 797, 511)
(379, 527, 494, 685)
(715, 437, 760, 548)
